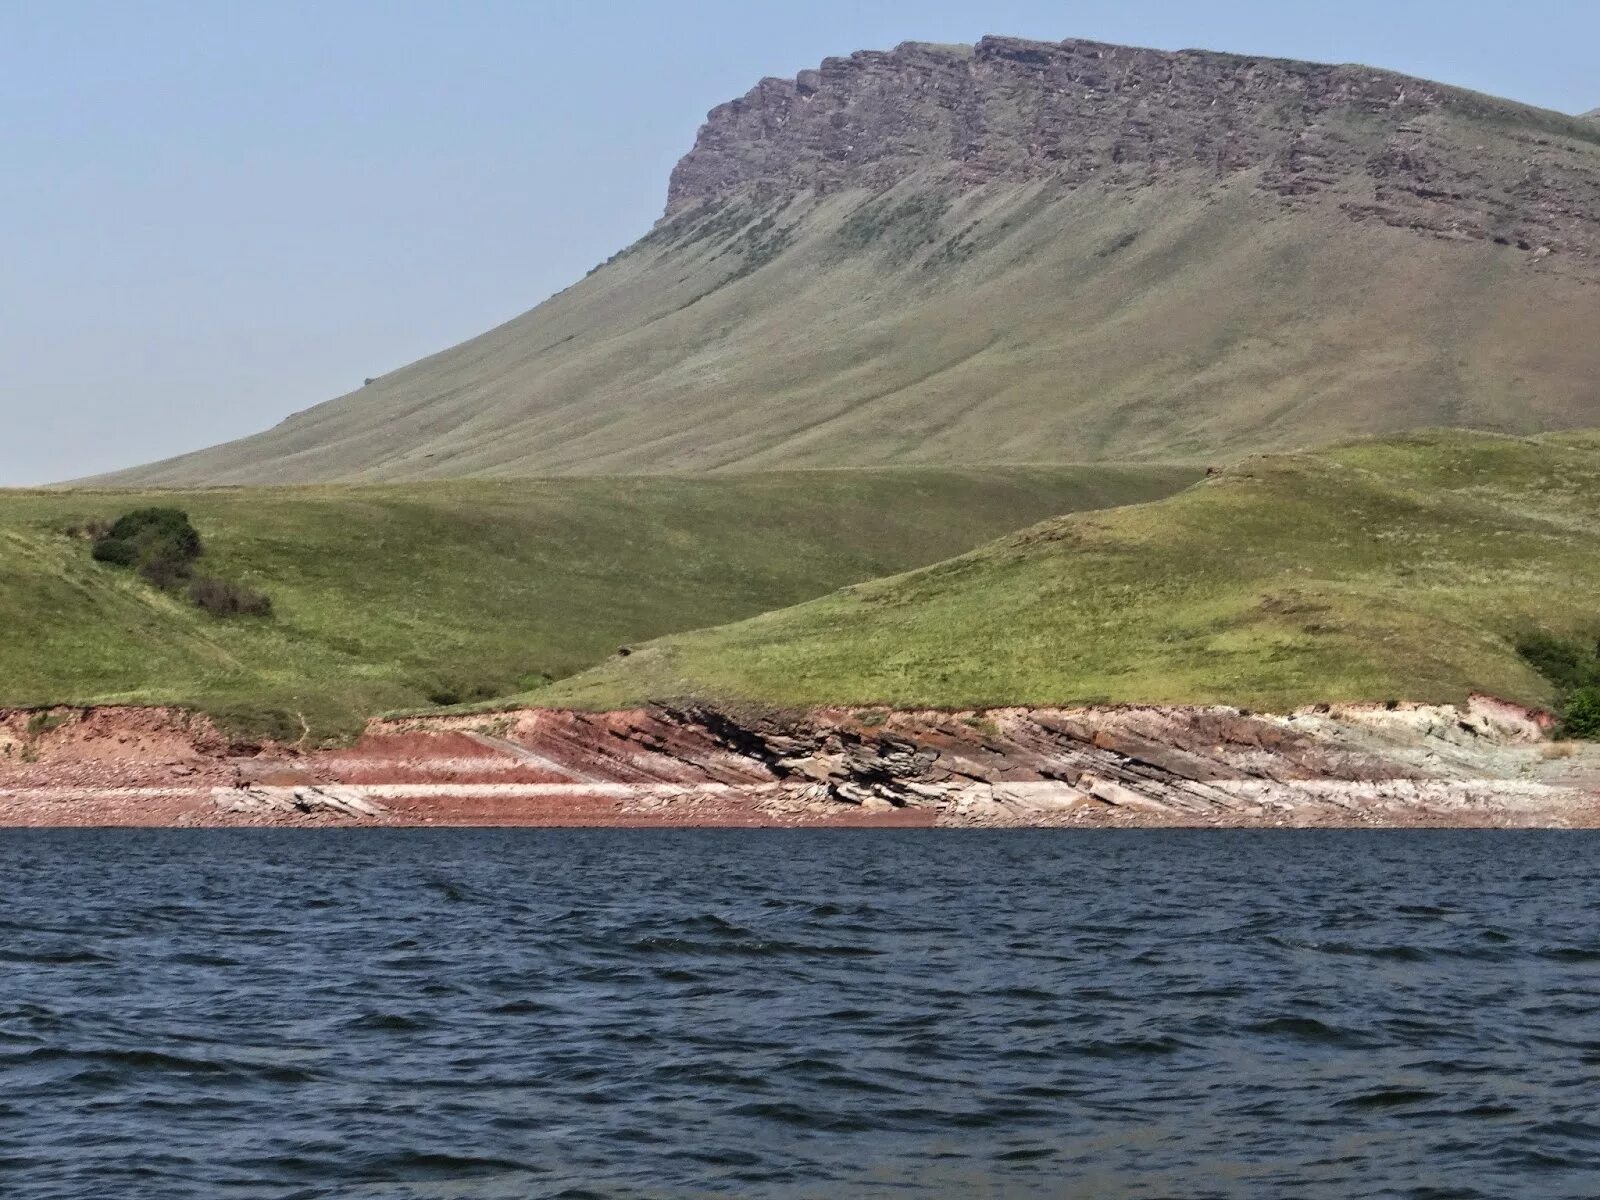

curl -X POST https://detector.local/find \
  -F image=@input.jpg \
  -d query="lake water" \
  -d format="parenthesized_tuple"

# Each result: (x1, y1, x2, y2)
(3, 830, 1598, 1199)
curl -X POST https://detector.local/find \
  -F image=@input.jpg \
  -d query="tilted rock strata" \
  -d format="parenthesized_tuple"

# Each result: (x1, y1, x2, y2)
(668, 36, 1600, 260)
(4, 700, 1597, 828)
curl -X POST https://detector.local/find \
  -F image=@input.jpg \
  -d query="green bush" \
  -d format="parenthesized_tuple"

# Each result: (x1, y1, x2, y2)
(93, 508, 203, 580)
(1562, 687, 1600, 740)
(1516, 632, 1600, 739)
(425, 676, 509, 707)
(90, 508, 272, 620)
(91, 536, 139, 567)
(1514, 632, 1591, 691)
(109, 507, 203, 558)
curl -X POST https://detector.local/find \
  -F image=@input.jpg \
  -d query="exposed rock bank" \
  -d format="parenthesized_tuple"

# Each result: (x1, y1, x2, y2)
(2, 698, 1596, 828)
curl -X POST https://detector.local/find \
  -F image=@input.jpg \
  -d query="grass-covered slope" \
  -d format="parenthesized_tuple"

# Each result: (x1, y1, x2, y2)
(0, 465, 1193, 737)
(535, 432, 1600, 713)
(90, 171, 1600, 487)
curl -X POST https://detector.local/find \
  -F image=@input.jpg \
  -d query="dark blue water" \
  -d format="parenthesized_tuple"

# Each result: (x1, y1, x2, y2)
(3, 831, 1599, 1199)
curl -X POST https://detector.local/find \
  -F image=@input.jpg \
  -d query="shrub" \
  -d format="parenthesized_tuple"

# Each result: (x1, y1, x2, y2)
(1514, 632, 1590, 691)
(107, 507, 202, 560)
(139, 553, 194, 589)
(92, 508, 202, 582)
(88, 509, 271, 619)
(1515, 632, 1600, 739)
(1562, 687, 1600, 740)
(425, 677, 505, 707)
(187, 575, 272, 618)
(91, 536, 139, 567)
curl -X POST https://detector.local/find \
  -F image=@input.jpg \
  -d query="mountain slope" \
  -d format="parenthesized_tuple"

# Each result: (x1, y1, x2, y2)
(533, 431, 1600, 714)
(91, 38, 1600, 486)
(2, 465, 1194, 736)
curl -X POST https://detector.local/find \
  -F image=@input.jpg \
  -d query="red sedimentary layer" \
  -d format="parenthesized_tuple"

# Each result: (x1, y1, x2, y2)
(2, 699, 1597, 830)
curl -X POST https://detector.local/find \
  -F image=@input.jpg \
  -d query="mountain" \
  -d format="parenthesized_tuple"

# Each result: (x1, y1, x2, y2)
(91, 38, 1600, 486)
(534, 430, 1600, 714)
(0, 465, 1192, 737)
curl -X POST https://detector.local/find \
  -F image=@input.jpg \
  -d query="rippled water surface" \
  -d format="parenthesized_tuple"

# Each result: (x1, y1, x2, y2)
(4, 830, 1600, 1198)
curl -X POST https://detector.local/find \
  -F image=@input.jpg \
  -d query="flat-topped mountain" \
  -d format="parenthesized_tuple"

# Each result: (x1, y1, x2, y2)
(670, 37, 1600, 257)
(91, 37, 1600, 486)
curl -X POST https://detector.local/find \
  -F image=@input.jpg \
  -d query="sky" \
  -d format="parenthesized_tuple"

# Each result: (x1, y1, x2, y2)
(4, 1, 1596, 485)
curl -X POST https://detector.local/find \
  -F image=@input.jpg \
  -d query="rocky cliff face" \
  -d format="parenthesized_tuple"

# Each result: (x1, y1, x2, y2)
(667, 36, 1600, 260)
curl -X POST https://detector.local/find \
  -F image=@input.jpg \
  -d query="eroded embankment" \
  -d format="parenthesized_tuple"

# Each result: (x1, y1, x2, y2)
(3, 697, 1599, 828)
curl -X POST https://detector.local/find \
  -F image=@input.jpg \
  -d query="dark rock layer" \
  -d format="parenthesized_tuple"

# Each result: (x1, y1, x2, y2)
(667, 36, 1600, 261)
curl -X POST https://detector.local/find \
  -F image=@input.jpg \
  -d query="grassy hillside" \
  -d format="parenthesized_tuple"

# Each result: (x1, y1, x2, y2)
(534, 432, 1600, 713)
(0, 465, 1194, 738)
(92, 175, 1600, 488)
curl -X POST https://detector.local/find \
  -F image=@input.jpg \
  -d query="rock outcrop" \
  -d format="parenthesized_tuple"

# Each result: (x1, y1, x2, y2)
(668, 36, 1600, 260)
(4, 700, 1597, 828)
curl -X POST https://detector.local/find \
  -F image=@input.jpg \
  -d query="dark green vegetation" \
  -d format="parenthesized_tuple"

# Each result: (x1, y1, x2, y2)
(1515, 635, 1600, 738)
(89, 507, 202, 575)
(0, 466, 1195, 738)
(86, 508, 273, 618)
(534, 432, 1600, 716)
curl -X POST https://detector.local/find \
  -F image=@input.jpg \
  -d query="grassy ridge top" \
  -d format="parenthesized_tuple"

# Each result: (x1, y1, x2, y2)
(535, 431, 1600, 713)
(0, 465, 1195, 738)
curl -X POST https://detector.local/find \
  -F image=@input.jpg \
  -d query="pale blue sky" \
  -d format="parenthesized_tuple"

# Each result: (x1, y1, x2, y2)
(5, 1, 1595, 484)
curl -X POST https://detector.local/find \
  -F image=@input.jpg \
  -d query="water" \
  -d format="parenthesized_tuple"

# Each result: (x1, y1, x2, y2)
(3, 830, 1599, 1199)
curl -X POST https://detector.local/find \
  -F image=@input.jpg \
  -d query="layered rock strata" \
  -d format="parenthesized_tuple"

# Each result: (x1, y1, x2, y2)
(668, 36, 1600, 260)
(4, 700, 1596, 828)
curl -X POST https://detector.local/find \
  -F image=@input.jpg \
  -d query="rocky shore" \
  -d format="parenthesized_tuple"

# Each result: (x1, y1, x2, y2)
(3, 697, 1598, 829)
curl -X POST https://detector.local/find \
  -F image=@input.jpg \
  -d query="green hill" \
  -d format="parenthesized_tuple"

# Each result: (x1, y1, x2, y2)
(534, 432, 1600, 714)
(0, 465, 1193, 738)
(86, 39, 1600, 487)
